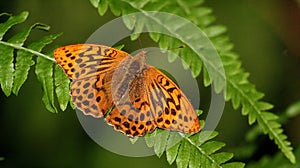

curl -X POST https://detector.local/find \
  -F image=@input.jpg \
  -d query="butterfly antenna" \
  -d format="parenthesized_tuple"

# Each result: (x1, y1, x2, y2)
(168, 45, 186, 50)
(130, 15, 144, 50)
(138, 36, 143, 49)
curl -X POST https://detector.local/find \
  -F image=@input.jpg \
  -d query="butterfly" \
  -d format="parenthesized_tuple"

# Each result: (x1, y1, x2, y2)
(54, 44, 200, 137)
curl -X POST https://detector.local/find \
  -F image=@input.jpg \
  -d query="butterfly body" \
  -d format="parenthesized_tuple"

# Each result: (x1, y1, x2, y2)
(54, 44, 200, 137)
(111, 51, 147, 102)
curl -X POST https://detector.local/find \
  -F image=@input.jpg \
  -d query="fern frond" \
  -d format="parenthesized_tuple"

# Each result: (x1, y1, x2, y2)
(223, 53, 295, 163)
(145, 129, 245, 167)
(232, 99, 300, 160)
(90, 0, 296, 164)
(0, 11, 62, 112)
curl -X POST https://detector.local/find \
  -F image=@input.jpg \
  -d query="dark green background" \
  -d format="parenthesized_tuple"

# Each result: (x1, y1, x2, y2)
(1, 0, 299, 167)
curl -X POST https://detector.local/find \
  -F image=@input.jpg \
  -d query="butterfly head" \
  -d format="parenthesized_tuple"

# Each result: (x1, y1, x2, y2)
(130, 50, 147, 72)
(134, 50, 147, 61)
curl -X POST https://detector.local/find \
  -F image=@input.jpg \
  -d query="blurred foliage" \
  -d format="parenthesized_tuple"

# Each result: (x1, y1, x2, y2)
(247, 143, 300, 168)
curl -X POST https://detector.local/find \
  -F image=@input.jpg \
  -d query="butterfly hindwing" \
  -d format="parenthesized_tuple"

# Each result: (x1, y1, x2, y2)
(70, 73, 113, 118)
(105, 75, 157, 136)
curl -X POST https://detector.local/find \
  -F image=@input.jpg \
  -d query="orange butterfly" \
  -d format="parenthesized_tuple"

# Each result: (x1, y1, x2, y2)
(54, 44, 200, 137)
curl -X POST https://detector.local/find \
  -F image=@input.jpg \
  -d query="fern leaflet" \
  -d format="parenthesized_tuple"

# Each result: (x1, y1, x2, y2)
(0, 11, 63, 112)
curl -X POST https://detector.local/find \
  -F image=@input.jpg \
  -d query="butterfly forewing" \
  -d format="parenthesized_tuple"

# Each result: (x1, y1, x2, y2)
(54, 44, 129, 79)
(54, 44, 128, 118)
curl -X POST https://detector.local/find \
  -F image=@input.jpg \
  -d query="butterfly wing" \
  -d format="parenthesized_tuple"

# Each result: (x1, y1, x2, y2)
(70, 73, 113, 118)
(105, 65, 200, 136)
(105, 74, 157, 136)
(143, 66, 200, 133)
(54, 44, 130, 118)
(54, 44, 129, 80)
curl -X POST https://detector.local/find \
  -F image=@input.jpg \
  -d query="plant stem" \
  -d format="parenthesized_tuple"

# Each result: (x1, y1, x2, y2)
(0, 41, 56, 62)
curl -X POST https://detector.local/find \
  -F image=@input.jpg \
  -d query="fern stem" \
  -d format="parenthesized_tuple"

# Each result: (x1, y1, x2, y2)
(0, 41, 56, 62)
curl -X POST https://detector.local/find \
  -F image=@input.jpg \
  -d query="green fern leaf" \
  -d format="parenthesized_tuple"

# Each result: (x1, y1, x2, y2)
(54, 65, 70, 111)
(153, 130, 170, 157)
(176, 139, 191, 168)
(36, 55, 56, 113)
(211, 152, 234, 165)
(0, 11, 28, 39)
(189, 146, 201, 167)
(97, 0, 109, 16)
(89, 0, 99, 8)
(145, 129, 244, 167)
(12, 23, 50, 95)
(0, 11, 28, 96)
(166, 142, 181, 164)
(34, 34, 61, 113)
(0, 44, 14, 96)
